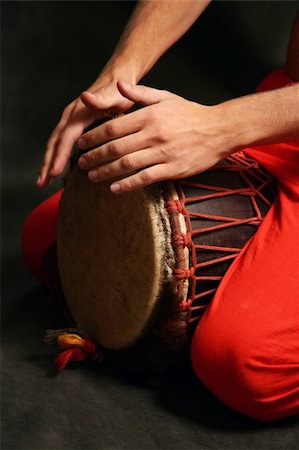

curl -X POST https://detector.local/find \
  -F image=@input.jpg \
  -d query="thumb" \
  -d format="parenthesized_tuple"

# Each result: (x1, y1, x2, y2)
(117, 80, 170, 106)
(80, 91, 108, 111)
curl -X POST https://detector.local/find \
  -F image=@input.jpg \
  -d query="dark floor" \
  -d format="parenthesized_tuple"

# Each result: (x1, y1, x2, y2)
(2, 1, 299, 449)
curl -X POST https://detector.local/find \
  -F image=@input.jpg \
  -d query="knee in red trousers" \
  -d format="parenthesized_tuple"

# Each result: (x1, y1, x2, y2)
(191, 311, 299, 422)
(21, 190, 63, 287)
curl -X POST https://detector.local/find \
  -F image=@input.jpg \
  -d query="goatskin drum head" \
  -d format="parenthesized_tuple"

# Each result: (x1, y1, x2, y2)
(57, 167, 175, 349)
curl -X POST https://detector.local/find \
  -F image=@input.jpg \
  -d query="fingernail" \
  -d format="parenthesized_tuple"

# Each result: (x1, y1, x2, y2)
(78, 157, 88, 169)
(110, 183, 120, 193)
(78, 138, 86, 149)
(88, 170, 99, 181)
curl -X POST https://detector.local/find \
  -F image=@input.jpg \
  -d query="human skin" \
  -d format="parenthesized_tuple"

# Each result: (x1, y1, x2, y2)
(75, 82, 299, 194)
(74, 6, 299, 194)
(37, 0, 210, 187)
(37, 2, 299, 191)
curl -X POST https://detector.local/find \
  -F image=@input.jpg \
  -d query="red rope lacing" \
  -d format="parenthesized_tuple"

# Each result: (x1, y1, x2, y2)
(165, 153, 275, 327)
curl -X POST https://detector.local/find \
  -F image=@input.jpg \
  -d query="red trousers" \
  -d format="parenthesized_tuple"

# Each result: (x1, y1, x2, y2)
(22, 69, 299, 421)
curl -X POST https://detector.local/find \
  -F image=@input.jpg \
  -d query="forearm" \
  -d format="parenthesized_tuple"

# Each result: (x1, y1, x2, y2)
(220, 84, 299, 153)
(99, 0, 210, 83)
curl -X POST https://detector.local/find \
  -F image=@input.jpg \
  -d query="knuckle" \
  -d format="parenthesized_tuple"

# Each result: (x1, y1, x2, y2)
(155, 124, 167, 142)
(105, 120, 118, 138)
(89, 151, 99, 164)
(83, 133, 94, 148)
(55, 122, 64, 134)
(121, 155, 134, 170)
(126, 178, 135, 192)
(140, 170, 152, 185)
(147, 107, 158, 122)
(50, 166, 60, 177)
(108, 141, 121, 157)
(159, 147, 168, 160)
(62, 104, 71, 117)
(101, 165, 112, 178)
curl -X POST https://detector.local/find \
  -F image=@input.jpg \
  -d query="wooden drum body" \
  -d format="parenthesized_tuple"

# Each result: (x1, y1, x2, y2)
(57, 153, 276, 371)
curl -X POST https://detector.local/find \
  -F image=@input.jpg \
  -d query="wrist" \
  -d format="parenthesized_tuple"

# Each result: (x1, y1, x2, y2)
(219, 86, 299, 151)
(96, 57, 140, 86)
(208, 102, 247, 157)
(216, 98, 260, 154)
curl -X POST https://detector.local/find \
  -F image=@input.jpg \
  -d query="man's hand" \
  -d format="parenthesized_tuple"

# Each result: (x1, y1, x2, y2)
(36, 77, 134, 187)
(36, 0, 212, 189)
(76, 80, 235, 193)
(77, 80, 299, 194)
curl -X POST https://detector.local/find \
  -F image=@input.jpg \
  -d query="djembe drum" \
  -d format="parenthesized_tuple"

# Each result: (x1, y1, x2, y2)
(52, 152, 276, 372)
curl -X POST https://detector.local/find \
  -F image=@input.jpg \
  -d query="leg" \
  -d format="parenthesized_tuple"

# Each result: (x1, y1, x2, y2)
(22, 190, 63, 287)
(191, 58, 299, 422)
(191, 194, 299, 421)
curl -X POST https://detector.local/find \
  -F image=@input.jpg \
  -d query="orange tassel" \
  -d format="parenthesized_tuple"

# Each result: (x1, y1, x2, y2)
(45, 329, 102, 371)
(57, 333, 85, 348)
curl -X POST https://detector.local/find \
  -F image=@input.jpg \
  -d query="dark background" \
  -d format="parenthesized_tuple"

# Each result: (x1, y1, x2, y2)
(2, 1, 299, 449)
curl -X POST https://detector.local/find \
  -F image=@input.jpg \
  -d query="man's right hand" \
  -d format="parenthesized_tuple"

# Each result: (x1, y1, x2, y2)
(36, 76, 134, 187)
(36, 0, 212, 188)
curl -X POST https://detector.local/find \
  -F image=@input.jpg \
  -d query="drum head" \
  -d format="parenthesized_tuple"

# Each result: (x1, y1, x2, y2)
(57, 167, 175, 349)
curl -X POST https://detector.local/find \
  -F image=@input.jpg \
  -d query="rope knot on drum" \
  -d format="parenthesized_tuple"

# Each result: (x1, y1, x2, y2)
(166, 199, 185, 214)
(172, 232, 192, 248)
(174, 267, 195, 280)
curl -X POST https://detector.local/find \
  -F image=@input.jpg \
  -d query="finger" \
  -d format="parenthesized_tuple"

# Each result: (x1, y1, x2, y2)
(78, 130, 151, 170)
(38, 130, 65, 185)
(77, 109, 148, 150)
(49, 121, 85, 177)
(37, 141, 59, 187)
(117, 80, 171, 106)
(36, 166, 52, 187)
(80, 91, 113, 114)
(49, 101, 97, 177)
(47, 101, 77, 154)
(80, 91, 128, 119)
(109, 164, 170, 194)
(80, 91, 101, 109)
(37, 101, 78, 186)
(87, 147, 160, 183)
